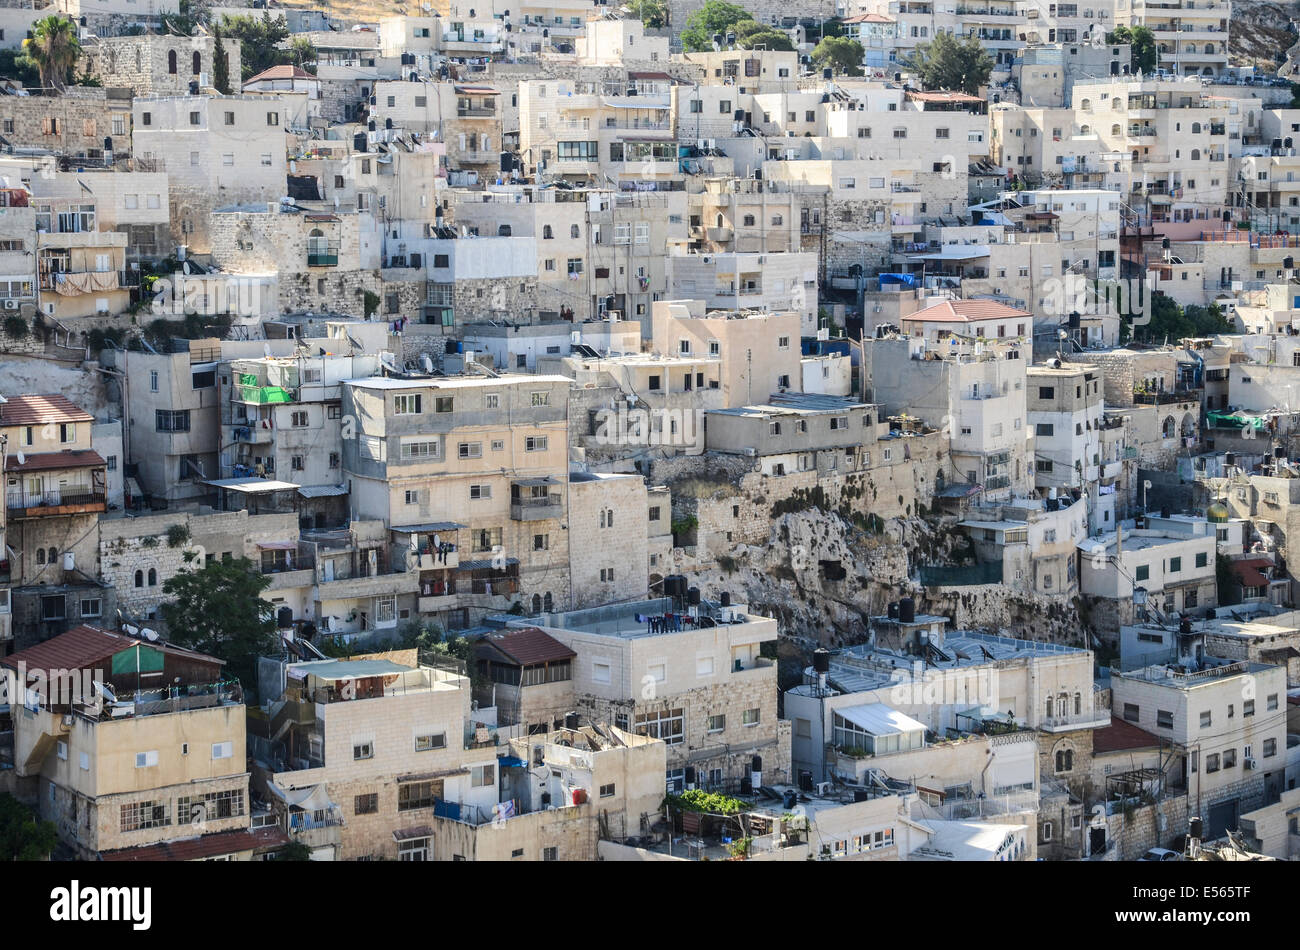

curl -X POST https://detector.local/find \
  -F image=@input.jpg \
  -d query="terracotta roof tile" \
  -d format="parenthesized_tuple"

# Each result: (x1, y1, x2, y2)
(477, 627, 575, 667)
(904, 299, 1032, 323)
(5, 449, 105, 473)
(1093, 716, 1162, 755)
(0, 394, 93, 427)
(101, 827, 288, 861)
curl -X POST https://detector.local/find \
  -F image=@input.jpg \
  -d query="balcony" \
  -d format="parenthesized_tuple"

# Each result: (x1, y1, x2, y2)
(1038, 711, 1114, 732)
(306, 243, 340, 267)
(37, 269, 123, 293)
(230, 424, 273, 444)
(415, 549, 459, 571)
(316, 568, 418, 601)
(1132, 389, 1199, 405)
(510, 493, 562, 522)
(265, 568, 317, 591)
(6, 488, 105, 517)
(457, 105, 497, 118)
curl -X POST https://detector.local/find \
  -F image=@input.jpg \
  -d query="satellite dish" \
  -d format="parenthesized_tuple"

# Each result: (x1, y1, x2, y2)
(263, 343, 273, 357)
(421, 354, 433, 373)
(15, 451, 24, 465)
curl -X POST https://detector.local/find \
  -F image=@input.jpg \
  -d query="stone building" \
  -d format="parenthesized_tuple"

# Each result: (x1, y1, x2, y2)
(0, 86, 132, 164)
(84, 33, 242, 98)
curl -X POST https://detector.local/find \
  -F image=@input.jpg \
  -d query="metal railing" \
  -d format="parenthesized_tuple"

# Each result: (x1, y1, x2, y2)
(7, 489, 104, 510)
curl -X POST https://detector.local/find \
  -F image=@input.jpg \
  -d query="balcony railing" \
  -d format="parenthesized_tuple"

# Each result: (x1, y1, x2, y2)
(510, 494, 562, 521)
(7, 489, 105, 512)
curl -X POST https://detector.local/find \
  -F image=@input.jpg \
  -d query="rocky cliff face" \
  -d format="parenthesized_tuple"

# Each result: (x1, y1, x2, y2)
(1232, 1, 1300, 68)
(670, 507, 1093, 687)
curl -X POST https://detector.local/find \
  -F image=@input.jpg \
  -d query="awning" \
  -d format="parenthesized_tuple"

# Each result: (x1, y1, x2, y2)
(256, 540, 298, 551)
(497, 755, 527, 769)
(392, 522, 466, 533)
(289, 658, 410, 681)
(512, 476, 559, 487)
(458, 557, 520, 571)
(835, 703, 927, 736)
(266, 783, 336, 813)
(205, 477, 301, 493)
(397, 767, 469, 783)
(392, 825, 432, 841)
(297, 484, 349, 498)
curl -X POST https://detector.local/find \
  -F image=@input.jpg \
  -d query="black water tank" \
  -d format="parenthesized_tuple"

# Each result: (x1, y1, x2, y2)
(899, 597, 915, 623)
(799, 770, 814, 792)
(1286, 256, 1295, 270)
(684, 766, 696, 784)
(823, 67, 833, 79)
(565, 712, 579, 729)
(853, 789, 870, 803)
(751, 755, 762, 773)
(1276, 445, 1288, 459)
(1190, 817, 1204, 839)
(740, 777, 752, 794)
(813, 648, 831, 674)
(1068, 311, 1080, 329)
(783, 789, 799, 809)
(720, 591, 731, 606)
(1161, 505, 1171, 518)
(1180, 618, 1192, 634)
(888, 602, 899, 619)
(1225, 452, 1236, 466)
(1205, 608, 1216, 619)
(687, 586, 700, 606)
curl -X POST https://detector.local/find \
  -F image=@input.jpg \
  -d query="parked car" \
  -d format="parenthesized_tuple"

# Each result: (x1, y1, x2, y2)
(1137, 847, 1183, 861)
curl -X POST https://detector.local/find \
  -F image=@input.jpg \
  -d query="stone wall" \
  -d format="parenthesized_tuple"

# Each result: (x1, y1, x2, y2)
(84, 35, 242, 97)
(0, 87, 132, 159)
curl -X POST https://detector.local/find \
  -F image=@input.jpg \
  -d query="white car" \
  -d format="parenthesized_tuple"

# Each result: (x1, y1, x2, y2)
(1137, 847, 1182, 862)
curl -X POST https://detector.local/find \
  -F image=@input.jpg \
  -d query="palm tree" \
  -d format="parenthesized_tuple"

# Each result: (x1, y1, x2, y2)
(24, 16, 81, 92)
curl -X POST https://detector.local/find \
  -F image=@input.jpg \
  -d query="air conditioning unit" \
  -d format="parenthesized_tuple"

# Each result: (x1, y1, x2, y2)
(2, 299, 15, 310)
(1244, 757, 1257, 770)
(814, 781, 831, 796)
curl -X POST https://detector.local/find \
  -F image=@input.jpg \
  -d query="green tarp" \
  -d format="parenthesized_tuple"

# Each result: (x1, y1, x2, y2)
(111, 644, 165, 675)
(1207, 411, 1266, 430)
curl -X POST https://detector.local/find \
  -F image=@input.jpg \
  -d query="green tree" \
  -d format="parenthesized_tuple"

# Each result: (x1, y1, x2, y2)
(160, 555, 277, 684)
(0, 49, 41, 87)
(680, 0, 751, 52)
(1290, 82, 1300, 110)
(1134, 296, 1233, 343)
(625, 0, 668, 30)
(277, 841, 312, 860)
(211, 24, 232, 95)
(903, 32, 991, 94)
(1108, 25, 1157, 75)
(0, 794, 57, 860)
(290, 36, 317, 72)
(20, 15, 81, 92)
(811, 36, 865, 77)
(735, 20, 794, 52)
(219, 12, 290, 81)
(1216, 553, 1242, 607)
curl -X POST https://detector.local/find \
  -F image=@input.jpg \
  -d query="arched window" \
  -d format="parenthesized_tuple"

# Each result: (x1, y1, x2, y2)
(168, 50, 177, 74)
(743, 214, 755, 226)
(1056, 694, 1068, 717)
(1204, 43, 1215, 55)
(307, 228, 329, 257)
(531, 593, 542, 613)
(716, 213, 724, 227)
(1080, 99, 1091, 111)
(1192, 123, 1202, 134)
(1055, 749, 1074, 772)
(134, 570, 144, 588)
(1111, 124, 1121, 136)
(148, 568, 157, 586)
(599, 510, 606, 528)
(570, 224, 580, 239)
(36, 549, 45, 566)
(48, 547, 57, 564)
(1162, 416, 1176, 438)
(497, 224, 512, 236)
(543, 592, 553, 612)
(1074, 692, 1082, 715)
(542, 224, 553, 239)
(193, 51, 201, 75)
(1191, 149, 1201, 161)
(606, 509, 613, 528)
(1045, 697, 1054, 718)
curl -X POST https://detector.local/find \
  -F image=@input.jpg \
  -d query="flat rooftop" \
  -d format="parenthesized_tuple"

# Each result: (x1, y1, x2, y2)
(1081, 528, 1212, 556)
(1115, 660, 1276, 689)
(526, 596, 774, 640)
(345, 373, 572, 390)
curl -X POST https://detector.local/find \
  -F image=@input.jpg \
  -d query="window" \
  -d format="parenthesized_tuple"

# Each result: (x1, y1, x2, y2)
(401, 439, 439, 461)
(469, 484, 491, 500)
(531, 392, 549, 407)
(1244, 700, 1254, 718)
(1169, 557, 1181, 574)
(592, 660, 612, 684)
(1123, 703, 1139, 723)
(393, 394, 422, 415)
(1036, 423, 1054, 437)
(355, 793, 378, 815)
(121, 801, 168, 832)
(353, 741, 374, 760)
(1204, 753, 1220, 773)
(156, 410, 191, 432)
(471, 764, 496, 788)
(707, 714, 726, 733)
(1135, 565, 1150, 582)
(399, 782, 436, 811)
(1267, 693, 1279, 711)
(599, 783, 616, 798)
(696, 655, 714, 677)
(1263, 738, 1277, 757)
(743, 708, 760, 727)
(526, 436, 548, 452)
(211, 741, 234, 760)
(634, 708, 684, 745)
(458, 442, 483, 459)
(543, 847, 557, 861)
(1157, 710, 1173, 728)
(1200, 711, 1212, 729)
(80, 597, 101, 618)
(415, 733, 446, 752)
(134, 750, 159, 768)
(291, 410, 309, 428)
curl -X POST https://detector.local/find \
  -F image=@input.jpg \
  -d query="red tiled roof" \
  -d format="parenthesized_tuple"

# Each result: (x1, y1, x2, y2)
(477, 627, 575, 667)
(243, 65, 318, 84)
(0, 394, 93, 427)
(0, 625, 126, 675)
(5, 449, 105, 473)
(843, 13, 895, 22)
(0, 624, 225, 676)
(1231, 558, 1272, 588)
(904, 299, 1032, 324)
(1093, 716, 1162, 755)
(101, 827, 288, 861)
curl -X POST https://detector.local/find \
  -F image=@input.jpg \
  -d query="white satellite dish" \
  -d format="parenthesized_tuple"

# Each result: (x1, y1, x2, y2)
(421, 354, 433, 373)
(15, 451, 24, 465)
